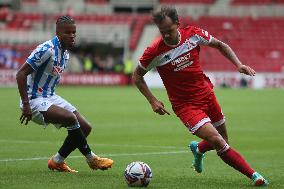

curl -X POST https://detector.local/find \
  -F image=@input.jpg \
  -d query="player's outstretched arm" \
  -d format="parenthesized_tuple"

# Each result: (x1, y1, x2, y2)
(132, 66, 170, 115)
(16, 63, 34, 125)
(208, 38, 256, 76)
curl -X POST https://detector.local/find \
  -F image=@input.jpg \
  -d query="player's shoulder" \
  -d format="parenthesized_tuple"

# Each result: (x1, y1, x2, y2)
(181, 25, 207, 35)
(28, 39, 54, 61)
(144, 36, 165, 56)
(181, 25, 212, 43)
(34, 40, 54, 54)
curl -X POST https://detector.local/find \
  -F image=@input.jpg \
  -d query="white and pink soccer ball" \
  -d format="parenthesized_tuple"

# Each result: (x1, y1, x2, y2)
(124, 161, 152, 187)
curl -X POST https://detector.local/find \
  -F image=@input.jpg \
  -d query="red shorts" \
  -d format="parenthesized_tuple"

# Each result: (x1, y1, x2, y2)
(174, 92, 225, 134)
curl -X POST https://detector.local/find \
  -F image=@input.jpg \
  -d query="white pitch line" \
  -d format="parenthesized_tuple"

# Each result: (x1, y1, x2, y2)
(94, 144, 185, 149)
(0, 139, 185, 149)
(0, 151, 189, 162)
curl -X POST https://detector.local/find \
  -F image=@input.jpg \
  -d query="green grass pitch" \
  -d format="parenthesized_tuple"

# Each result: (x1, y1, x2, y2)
(0, 86, 283, 189)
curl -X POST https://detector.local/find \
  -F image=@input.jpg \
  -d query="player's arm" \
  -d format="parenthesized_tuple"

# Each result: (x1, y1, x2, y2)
(208, 37, 256, 76)
(16, 63, 34, 125)
(132, 66, 170, 115)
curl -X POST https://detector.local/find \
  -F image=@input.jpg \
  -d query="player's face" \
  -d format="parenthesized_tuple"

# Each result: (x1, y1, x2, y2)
(156, 16, 179, 45)
(57, 23, 76, 50)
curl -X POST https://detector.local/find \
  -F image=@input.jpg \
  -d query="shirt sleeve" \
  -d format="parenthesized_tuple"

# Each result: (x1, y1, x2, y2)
(26, 44, 52, 71)
(192, 27, 213, 45)
(139, 47, 156, 71)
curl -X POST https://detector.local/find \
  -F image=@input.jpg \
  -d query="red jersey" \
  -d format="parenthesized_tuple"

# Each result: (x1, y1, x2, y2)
(139, 26, 214, 108)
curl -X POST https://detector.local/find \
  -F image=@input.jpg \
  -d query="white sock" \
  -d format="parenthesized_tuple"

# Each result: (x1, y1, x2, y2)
(85, 151, 96, 161)
(53, 152, 65, 164)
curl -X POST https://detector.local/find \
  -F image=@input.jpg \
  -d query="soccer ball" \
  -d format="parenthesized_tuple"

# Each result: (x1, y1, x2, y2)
(124, 161, 152, 187)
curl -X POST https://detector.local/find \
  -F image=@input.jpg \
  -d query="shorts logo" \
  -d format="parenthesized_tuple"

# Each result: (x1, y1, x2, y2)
(41, 102, 47, 107)
(185, 122, 191, 128)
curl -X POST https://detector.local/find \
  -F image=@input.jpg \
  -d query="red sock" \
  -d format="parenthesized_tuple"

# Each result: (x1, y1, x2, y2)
(198, 140, 214, 153)
(219, 147, 255, 178)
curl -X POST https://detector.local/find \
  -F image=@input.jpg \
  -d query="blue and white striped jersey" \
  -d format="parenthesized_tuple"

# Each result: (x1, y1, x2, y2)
(26, 36, 69, 99)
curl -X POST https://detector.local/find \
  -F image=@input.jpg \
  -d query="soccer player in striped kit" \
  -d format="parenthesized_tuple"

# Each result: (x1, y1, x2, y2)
(132, 6, 268, 186)
(16, 15, 113, 172)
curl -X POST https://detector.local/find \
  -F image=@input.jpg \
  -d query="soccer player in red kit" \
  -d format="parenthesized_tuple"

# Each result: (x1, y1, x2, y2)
(132, 6, 268, 186)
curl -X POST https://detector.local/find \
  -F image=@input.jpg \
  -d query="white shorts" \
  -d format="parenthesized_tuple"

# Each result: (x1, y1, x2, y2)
(20, 94, 77, 128)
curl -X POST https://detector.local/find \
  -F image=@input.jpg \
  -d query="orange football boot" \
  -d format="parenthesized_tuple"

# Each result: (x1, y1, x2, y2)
(87, 156, 114, 170)
(48, 158, 78, 173)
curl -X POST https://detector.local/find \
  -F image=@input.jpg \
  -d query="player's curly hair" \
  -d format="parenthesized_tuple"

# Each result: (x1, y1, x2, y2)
(56, 15, 75, 30)
(152, 6, 179, 24)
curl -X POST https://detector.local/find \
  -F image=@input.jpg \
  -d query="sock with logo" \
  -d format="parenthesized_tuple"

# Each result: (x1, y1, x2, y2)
(85, 151, 96, 161)
(52, 152, 65, 164)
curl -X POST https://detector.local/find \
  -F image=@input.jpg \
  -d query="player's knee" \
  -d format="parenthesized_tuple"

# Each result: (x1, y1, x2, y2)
(64, 113, 78, 126)
(83, 124, 92, 137)
(207, 135, 226, 150)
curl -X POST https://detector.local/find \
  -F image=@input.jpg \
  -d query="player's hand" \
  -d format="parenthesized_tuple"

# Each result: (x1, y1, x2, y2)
(20, 104, 32, 125)
(237, 64, 256, 76)
(150, 99, 170, 115)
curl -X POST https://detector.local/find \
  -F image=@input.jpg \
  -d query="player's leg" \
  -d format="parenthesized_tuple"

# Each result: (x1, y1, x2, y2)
(43, 105, 88, 172)
(196, 123, 228, 154)
(42, 105, 79, 172)
(195, 123, 268, 186)
(54, 95, 114, 171)
(195, 94, 228, 154)
(175, 106, 209, 173)
(43, 105, 113, 172)
(216, 123, 228, 143)
(43, 95, 95, 158)
(72, 111, 114, 170)
(73, 111, 92, 137)
(211, 92, 229, 144)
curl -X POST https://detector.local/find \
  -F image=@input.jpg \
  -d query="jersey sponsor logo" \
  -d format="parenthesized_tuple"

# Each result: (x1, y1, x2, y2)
(173, 60, 193, 71)
(171, 53, 191, 66)
(170, 53, 193, 71)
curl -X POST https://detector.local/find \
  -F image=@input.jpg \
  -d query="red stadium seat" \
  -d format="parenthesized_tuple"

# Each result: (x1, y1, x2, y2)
(85, 0, 108, 4)
(231, 0, 272, 5)
(0, 7, 10, 21)
(194, 16, 284, 72)
(1, 10, 283, 72)
(160, 0, 214, 4)
(22, 0, 38, 3)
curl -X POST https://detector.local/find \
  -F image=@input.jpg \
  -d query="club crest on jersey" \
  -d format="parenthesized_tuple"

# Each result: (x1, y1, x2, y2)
(186, 40, 197, 50)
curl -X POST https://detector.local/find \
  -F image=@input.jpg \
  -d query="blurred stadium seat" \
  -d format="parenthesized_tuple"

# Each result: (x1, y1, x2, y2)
(160, 0, 214, 4)
(231, 0, 273, 5)
(0, 0, 283, 73)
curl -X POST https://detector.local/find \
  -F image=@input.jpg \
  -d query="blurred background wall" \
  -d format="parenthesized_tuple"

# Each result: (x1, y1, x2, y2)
(0, 0, 283, 87)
